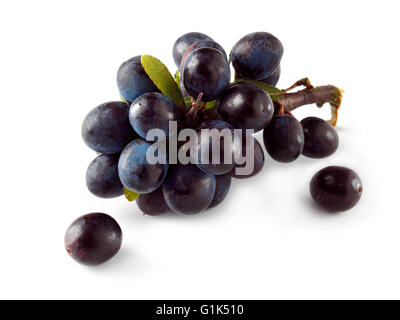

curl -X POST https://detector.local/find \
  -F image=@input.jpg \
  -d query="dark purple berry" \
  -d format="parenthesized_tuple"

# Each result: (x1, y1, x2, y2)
(162, 164, 216, 215)
(181, 39, 227, 67)
(208, 174, 231, 209)
(136, 187, 170, 216)
(231, 32, 283, 80)
(263, 114, 304, 162)
(301, 117, 339, 158)
(82, 101, 137, 154)
(86, 154, 123, 198)
(129, 92, 182, 139)
(260, 65, 281, 86)
(229, 134, 265, 179)
(310, 166, 362, 212)
(236, 65, 281, 87)
(180, 79, 190, 98)
(118, 139, 168, 194)
(65, 213, 122, 266)
(172, 32, 212, 68)
(181, 47, 230, 102)
(195, 120, 237, 175)
(117, 56, 160, 103)
(217, 82, 274, 132)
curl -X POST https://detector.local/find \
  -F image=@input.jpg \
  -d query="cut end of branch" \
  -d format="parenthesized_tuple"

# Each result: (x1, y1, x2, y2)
(277, 79, 344, 127)
(328, 86, 343, 127)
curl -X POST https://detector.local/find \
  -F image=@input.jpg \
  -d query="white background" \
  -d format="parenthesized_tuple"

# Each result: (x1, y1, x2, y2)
(0, 0, 399, 300)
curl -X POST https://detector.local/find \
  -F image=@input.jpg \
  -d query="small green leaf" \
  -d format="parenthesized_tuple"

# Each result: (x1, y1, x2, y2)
(184, 96, 192, 109)
(204, 100, 216, 110)
(174, 69, 180, 86)
(120, 94, 130, 104)
(183, 97, 216, 110)
(123, 187, 140, 202)
(141, 55, 185, 108)
(236, 79, 284, 101)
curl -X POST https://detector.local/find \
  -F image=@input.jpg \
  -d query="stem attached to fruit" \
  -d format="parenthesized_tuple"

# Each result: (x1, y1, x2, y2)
(185, 92, 209, 127)
(276, 79, 343, 126)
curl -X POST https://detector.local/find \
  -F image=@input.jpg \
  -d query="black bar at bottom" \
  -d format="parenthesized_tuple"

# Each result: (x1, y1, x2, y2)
(0, 300, 397, 318)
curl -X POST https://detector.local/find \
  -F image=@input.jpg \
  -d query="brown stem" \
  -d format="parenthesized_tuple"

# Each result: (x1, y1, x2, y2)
(276, 84, 343, 126)
(282, 77, 313, 92)
(185, 92, 205, 128)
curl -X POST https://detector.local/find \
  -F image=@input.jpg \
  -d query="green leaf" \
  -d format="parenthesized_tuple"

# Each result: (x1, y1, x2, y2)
(120, 94, 130, 104)
(184, 96, 192, 109)
(236, 79, 284, 101)
(123, 187, 140, 202)
(174, 69, 180, 86)
(141, 55, 185, 108)
(204, 100, 216, 110)
(183, 97, 216, 110)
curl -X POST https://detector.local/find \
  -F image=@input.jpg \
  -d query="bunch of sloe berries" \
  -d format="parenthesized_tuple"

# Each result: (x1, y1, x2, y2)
(65, 32, 363, 266)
